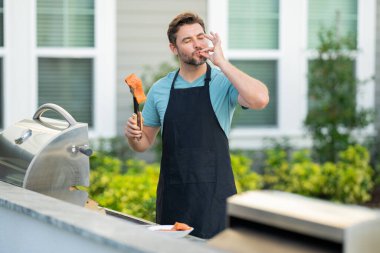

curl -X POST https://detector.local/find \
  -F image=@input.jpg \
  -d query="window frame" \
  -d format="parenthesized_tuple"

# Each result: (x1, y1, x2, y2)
(223, 0, 282, 130)
(3, 0, 115, 137)
(208, 0, 375, 149)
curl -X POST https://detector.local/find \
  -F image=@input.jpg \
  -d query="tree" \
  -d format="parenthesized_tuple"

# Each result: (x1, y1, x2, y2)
(305, 25, 373, 163)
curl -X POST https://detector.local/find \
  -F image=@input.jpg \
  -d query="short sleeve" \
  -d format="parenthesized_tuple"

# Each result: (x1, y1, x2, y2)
(142, 87, 161, 127)
(228, 84, 239, 108)
(228, 83, 249, 110)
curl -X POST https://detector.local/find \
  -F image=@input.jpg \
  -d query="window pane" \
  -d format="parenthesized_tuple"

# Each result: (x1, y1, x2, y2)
(229, 0, 279, 49)
(37, 0, 94, 47)
(0, 0, 4, 47)
(308, 0, 357, 49)
(38, 58, 93, 126)
(230, 60, 277, 126)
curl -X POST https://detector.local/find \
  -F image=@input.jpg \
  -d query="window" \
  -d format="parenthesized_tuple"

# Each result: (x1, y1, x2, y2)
(2, 0, 114, 136)
(308, 0, 358, 115)
(231, 60, 277, 126)
(209, 0, 375, 149)
(37, 0, 94, 47)
(38, 58, 93, 125)
(37, 0, 95, 125)
(229, 0, 279, 49)
(228, 0, 279, 127)
(308, 0, 358, 48)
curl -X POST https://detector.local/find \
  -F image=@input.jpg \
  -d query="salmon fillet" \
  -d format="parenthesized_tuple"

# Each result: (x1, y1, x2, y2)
(125, 74, 147, 104)
(172, 222, 192, 231)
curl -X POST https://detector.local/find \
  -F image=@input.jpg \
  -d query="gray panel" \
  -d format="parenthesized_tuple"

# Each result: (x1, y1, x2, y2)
(116, 0, 207, 135)
(376, 0, 380, 130)
(0, 59, 3, 129)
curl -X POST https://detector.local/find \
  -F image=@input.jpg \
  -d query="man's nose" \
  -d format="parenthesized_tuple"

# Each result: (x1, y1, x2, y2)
(193, 39, 202, 49)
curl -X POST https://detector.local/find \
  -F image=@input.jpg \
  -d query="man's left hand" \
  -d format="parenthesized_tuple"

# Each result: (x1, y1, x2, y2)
(199, 32, 226, 67)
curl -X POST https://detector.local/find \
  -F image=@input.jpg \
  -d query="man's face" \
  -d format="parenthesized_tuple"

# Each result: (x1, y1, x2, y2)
(171, 23, 209, 66)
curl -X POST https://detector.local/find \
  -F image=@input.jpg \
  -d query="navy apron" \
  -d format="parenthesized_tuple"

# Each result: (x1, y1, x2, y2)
(156, 63, 237, 239)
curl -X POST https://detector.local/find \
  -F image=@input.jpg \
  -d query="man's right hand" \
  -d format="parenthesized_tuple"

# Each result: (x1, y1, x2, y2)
(125, 113, 143, 141)
(124, 114, 160, 152)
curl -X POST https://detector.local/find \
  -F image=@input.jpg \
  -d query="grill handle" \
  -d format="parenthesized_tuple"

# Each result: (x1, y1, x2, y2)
(71, 145, 93, 157)
(15, 129, 32, 144)
(33, 103, 77, 127)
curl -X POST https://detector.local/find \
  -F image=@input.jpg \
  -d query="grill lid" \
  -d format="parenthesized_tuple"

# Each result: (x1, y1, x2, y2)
(0, 103, 91, 206)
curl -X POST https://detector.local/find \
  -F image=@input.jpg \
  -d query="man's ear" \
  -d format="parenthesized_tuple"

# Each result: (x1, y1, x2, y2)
(169, 43, 178, 55)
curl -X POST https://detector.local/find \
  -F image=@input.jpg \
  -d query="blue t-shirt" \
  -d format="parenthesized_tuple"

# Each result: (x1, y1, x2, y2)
(142, 67, 239, 136)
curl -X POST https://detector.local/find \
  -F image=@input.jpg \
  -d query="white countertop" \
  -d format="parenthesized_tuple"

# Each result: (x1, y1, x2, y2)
(0, 181, 224, 253)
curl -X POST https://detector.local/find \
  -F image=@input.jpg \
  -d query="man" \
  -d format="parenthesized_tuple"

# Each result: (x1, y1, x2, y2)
(125, 12, 269, 239)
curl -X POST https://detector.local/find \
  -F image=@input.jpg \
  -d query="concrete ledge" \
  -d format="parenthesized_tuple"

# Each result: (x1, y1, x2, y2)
(0, 181, 222, 253)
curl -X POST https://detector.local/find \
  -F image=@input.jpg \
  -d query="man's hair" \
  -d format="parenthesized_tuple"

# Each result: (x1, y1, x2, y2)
(167, 12, 206, 45)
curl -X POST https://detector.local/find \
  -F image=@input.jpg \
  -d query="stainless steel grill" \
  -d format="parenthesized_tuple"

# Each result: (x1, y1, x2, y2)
(0, 103, 92, 206)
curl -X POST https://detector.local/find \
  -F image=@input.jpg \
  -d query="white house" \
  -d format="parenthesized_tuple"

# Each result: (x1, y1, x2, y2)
(0, 0, 377, 150)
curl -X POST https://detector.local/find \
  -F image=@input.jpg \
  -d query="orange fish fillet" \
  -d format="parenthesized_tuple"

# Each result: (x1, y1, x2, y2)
(172, 222, 192, 231)
(124, 74, 147, 104)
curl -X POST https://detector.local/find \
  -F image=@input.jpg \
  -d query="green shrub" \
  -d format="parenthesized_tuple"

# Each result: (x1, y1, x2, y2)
(264, 149, 324, 196)
(263, 145, 374, 203)
(89, 155, 159, 221)
(88, 145, 373, 222)
(230, 154, 263, 193)
(90, 152, 122, 174)
(334, 145, 374, 203)
(262, 148, 290, 188)
(89, 153, 263, 221)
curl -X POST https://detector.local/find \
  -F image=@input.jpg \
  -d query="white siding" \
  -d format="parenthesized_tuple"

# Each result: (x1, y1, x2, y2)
(116, 0, 207, 134)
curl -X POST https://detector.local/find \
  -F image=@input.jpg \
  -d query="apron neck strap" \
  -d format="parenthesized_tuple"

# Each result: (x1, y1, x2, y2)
(171, 63, 212, 90)
(204, 63, 211, 86)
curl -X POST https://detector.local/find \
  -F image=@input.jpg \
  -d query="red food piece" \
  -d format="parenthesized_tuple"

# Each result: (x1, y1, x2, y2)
(172, 222, 192, 231)
(125, 73, 147, 104)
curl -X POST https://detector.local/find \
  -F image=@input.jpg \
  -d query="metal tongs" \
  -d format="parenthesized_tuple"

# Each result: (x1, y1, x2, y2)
(132, 93, 141, 128)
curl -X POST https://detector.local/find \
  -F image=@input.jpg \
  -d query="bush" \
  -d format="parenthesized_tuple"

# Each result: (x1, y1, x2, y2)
(88, 145, 374, 222)
(264, 149, 324, 196)
(89, 152, 263, 221)
(263, 145, 374, 203)
(334, 145, 374, 203)
(89, 154, 159, 221)
(230, 153, 263, 193)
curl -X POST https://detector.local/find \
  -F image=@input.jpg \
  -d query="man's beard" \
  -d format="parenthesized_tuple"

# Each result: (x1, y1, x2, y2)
(178, 49, 207, 66)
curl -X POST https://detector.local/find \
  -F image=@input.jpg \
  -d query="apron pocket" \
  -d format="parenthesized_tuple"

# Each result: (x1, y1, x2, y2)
(169, 148, 216, 184)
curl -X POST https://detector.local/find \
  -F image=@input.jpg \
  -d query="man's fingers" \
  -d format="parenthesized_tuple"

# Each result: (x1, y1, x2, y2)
(127, 114, 139, 125)
(125, 126, 142, 138)
(210, 31, 219, 38)
(125, 114, 143, 139)
(127, 121, 138, 129)
(200, 47, 214, 53)
(210, 32, 220, 40)
(204, 34, 215, 43)
(199, 47, 214, 58)
(205, 32, 220, 44)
